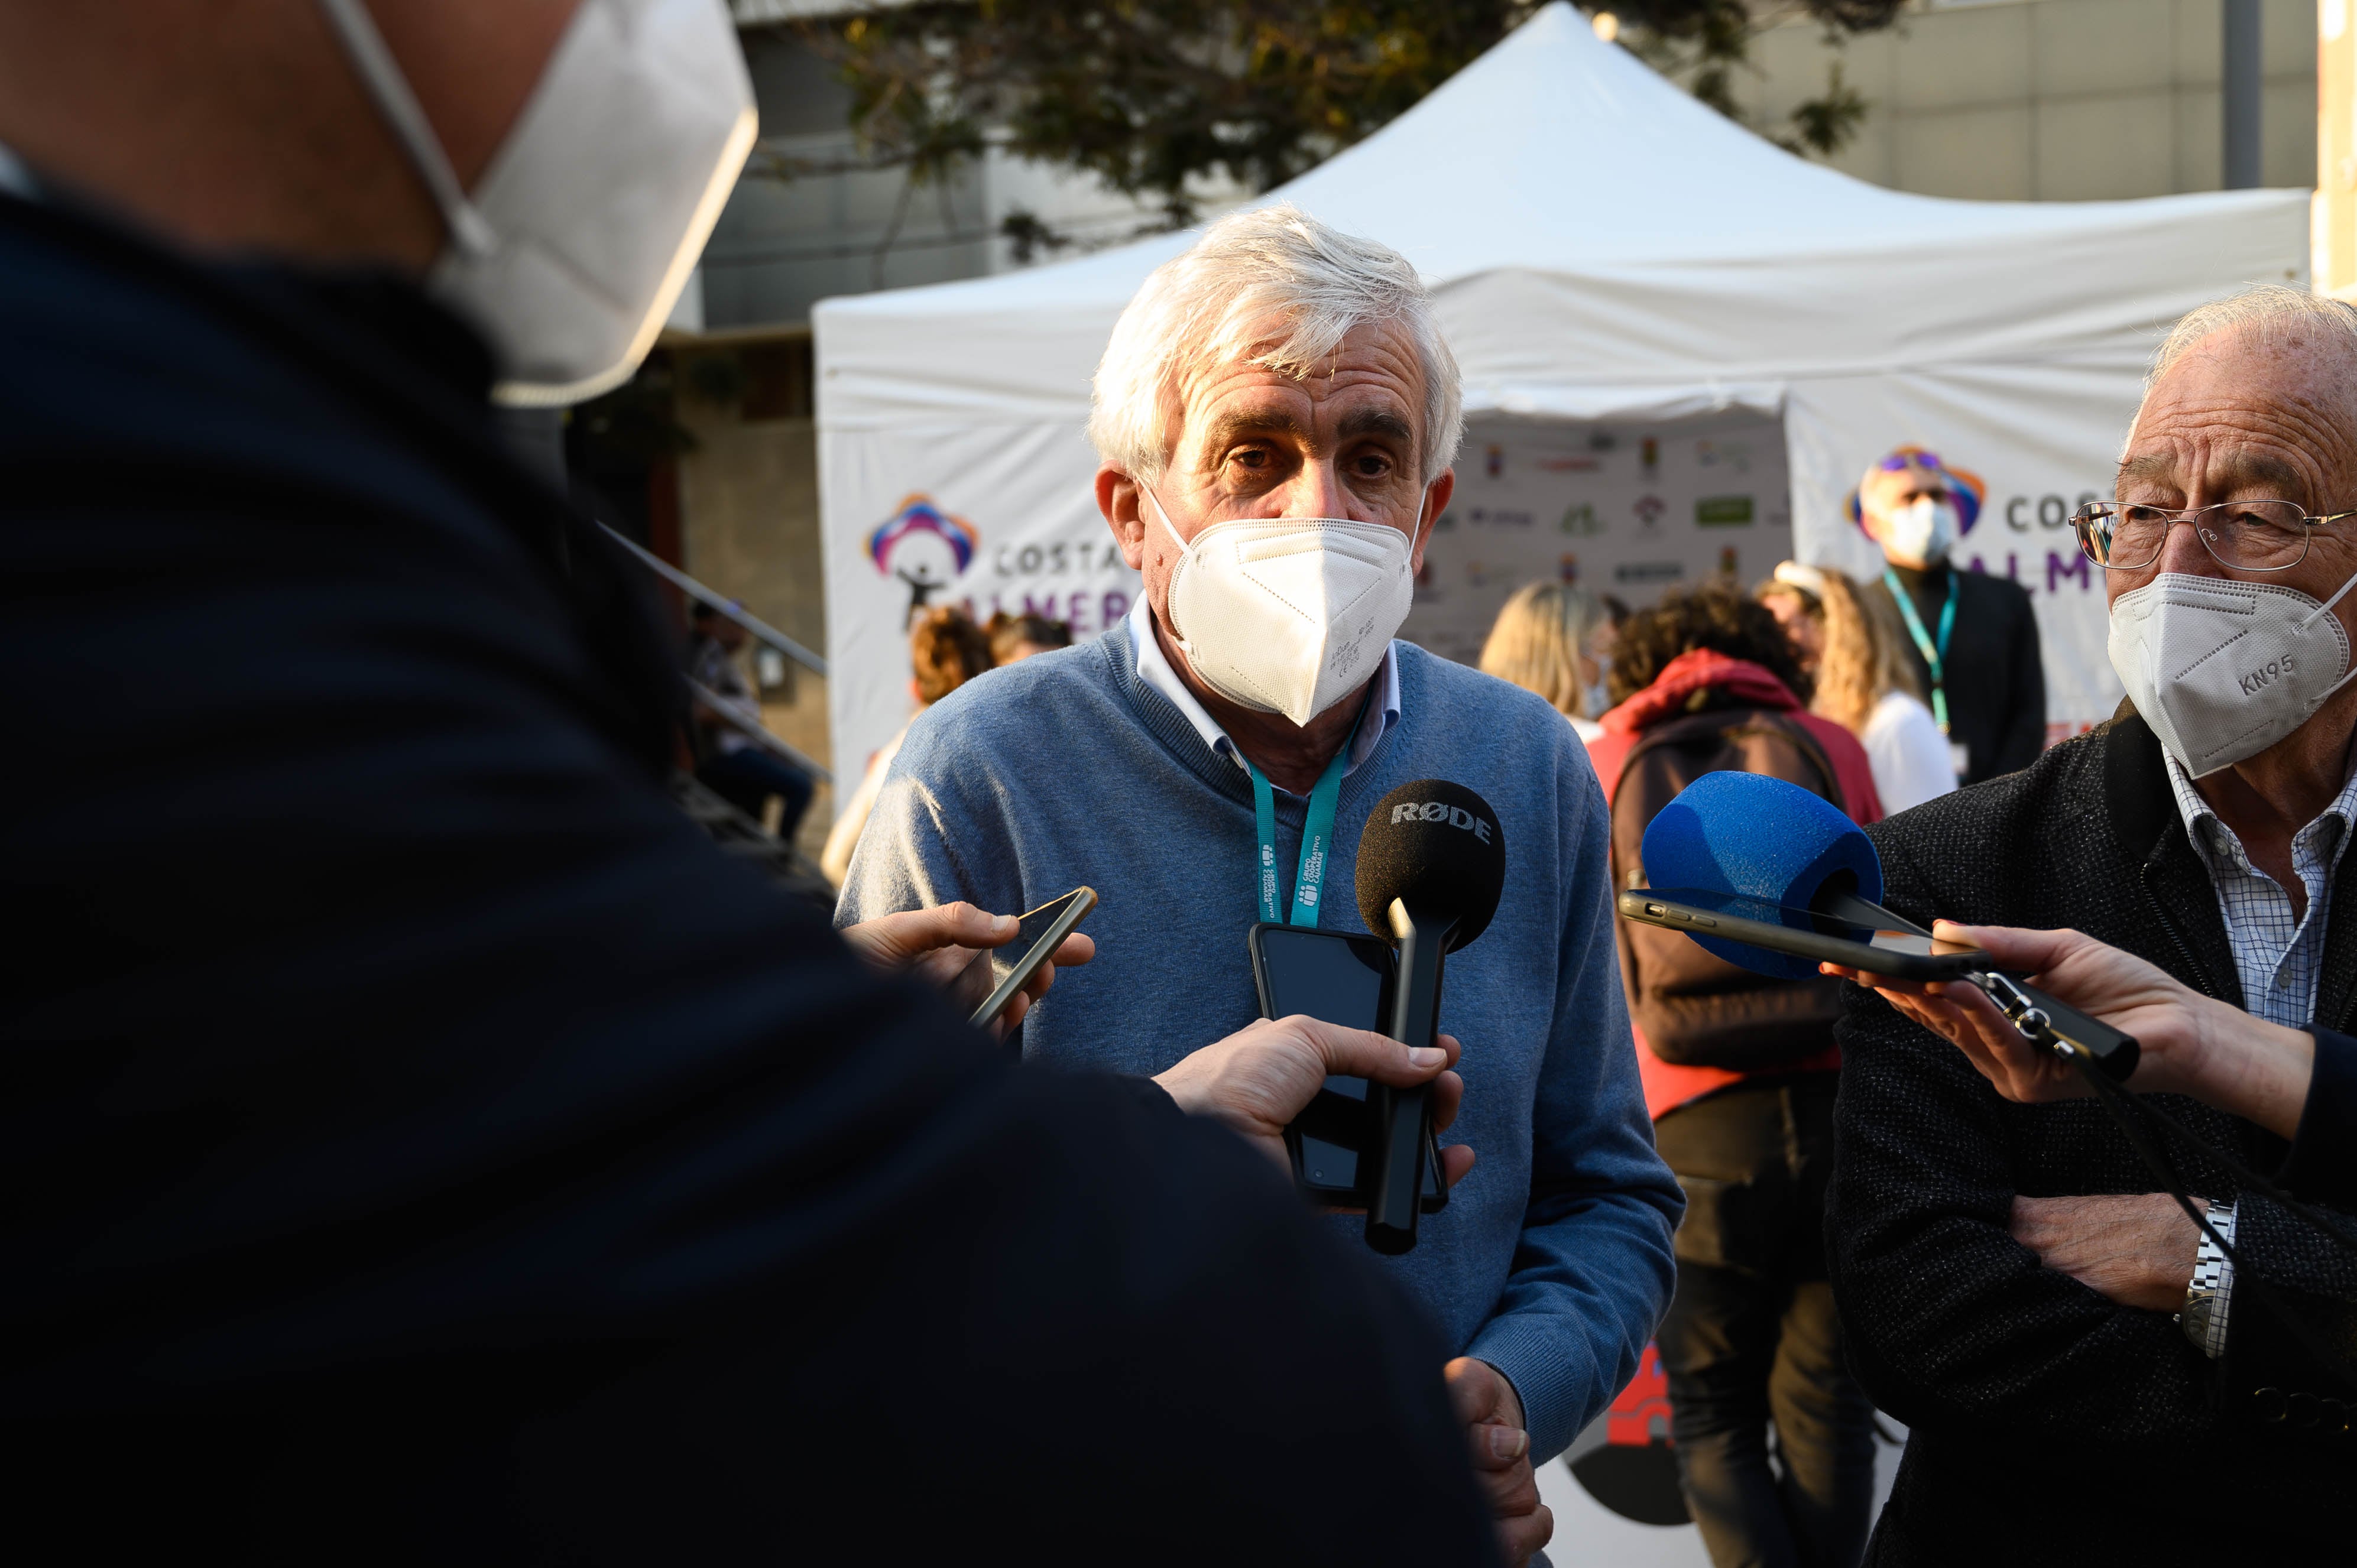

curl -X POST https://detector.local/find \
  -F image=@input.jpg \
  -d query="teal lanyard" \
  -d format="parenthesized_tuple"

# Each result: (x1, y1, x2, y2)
(1249, 740, 1353, 927)
(1883, 566, 1958, 735)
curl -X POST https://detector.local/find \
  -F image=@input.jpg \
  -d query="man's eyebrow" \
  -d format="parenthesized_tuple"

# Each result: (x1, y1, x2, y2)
(2213, 450, 2309, 498)
(2116, 452, 2175, 486)
(1201, 408, 1309, 453)
(1337, 407, 1417, 449)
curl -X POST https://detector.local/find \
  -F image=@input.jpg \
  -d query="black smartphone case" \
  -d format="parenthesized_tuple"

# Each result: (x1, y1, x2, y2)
(1246, 923, 1447, 1214)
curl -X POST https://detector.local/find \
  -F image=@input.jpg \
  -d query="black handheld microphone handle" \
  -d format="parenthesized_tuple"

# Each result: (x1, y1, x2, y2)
(1354, 778, 1504, 1256)
(1367, 899, 1451, 1256)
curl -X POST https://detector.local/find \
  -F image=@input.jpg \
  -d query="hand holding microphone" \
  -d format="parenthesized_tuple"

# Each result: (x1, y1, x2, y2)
(1821, 921, 2317, 1140)
(1154, 1018, 1475, 1190)
(1626, 772, 2140, 1080)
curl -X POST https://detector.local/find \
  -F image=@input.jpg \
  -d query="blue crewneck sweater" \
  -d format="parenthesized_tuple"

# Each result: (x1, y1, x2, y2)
(836, 628, 1681, 1459)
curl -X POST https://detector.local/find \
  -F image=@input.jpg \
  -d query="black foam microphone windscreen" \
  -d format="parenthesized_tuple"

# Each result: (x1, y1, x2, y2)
(1353, 780, 1505, 1255)
(1355, 780, 1506, 952)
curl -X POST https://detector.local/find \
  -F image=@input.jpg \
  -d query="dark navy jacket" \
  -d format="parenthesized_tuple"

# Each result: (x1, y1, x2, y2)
(0, 193, 1493, 1565)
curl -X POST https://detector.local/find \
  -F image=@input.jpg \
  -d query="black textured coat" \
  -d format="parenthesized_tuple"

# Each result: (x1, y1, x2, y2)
(0, 193, 1496, 1563)
(1828, 715, 2357, 1564)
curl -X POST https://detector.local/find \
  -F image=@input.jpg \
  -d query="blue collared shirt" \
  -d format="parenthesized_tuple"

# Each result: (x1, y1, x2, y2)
(2165, 755, 2357, 1027)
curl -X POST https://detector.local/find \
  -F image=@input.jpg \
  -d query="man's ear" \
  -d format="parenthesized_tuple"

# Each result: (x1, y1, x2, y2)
(1099, 468, 1148, 570)
(1410, 470, 1454, 576)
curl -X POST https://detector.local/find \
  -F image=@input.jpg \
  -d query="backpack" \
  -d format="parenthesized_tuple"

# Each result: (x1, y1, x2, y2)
(1607, 706, 1851, 1072)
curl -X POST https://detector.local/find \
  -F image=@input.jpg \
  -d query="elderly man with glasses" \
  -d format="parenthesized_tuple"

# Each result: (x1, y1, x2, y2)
(1824, 286, 2357, 1564)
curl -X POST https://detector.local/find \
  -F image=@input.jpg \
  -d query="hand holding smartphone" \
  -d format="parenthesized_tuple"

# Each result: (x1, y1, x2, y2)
(968, 888, 1096, 1028)
(839, 892, 1095, 1038)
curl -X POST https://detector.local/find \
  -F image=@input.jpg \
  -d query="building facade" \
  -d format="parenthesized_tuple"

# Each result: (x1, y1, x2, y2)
(1729, 0, 2315, 200)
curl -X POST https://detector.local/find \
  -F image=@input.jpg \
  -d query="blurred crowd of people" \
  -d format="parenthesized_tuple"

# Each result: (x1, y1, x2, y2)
(1469, 452, 2042, 819)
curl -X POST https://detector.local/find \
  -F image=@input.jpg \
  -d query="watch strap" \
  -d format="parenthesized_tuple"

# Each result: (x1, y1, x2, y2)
(2181, 1198, 2239, 1359)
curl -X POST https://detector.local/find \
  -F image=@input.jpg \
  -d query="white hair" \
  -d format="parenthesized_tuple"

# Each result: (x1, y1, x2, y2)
(1087, 203, 1464, 485)
(2130, 285, 2357, 456)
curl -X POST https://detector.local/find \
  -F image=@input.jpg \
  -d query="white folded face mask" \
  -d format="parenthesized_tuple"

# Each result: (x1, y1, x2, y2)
(1145, 487, 1418, 728)
(2108, 570, 2357, 777)
(316, 0, 756, 406)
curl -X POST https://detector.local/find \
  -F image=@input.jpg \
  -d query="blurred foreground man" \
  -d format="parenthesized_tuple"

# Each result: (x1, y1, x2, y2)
(840, 204, 1684, 1567)
(1829, 288, 2357, 1563)
(0, 4, 1499, 1561)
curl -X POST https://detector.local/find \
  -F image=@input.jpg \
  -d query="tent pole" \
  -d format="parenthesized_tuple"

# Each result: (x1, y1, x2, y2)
(2222, 0, 2262, 189)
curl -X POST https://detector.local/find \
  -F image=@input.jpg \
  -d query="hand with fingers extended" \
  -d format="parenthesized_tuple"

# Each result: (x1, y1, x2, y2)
(1151, 1015, 1476, 1189)
(839, 900, 1095, 1039)
(1820, 920, 2315, 1138)
(1444, 1356, 1551, 1568)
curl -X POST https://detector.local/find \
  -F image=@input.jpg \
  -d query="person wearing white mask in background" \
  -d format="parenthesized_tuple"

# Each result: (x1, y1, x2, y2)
(838, 204, 1684, 1568)
(1853, 445, 2045, 787)
(1822, 287, 2357, 1563)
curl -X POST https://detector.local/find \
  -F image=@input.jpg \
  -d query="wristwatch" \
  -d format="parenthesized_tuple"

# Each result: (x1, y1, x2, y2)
(2180, 1198, 2239, 1359)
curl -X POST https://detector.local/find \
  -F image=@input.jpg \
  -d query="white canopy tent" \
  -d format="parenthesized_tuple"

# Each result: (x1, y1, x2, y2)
(813, 0, 2306, 790)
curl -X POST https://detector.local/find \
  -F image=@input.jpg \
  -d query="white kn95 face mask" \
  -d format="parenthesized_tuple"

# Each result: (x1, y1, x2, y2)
(1881, 496, 1958, 567)
(1145, 487, 1418, 728)
(2108, 570, 2357, 777)
(315, 0, 756, 407)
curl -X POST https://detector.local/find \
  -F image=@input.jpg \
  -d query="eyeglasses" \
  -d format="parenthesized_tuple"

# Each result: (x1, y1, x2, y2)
(2070, 499, 2357, 573)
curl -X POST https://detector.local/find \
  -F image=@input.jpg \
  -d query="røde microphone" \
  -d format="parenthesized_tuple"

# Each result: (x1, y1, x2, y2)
(1640, 772, 2138, 1077)
(1354, 780, 1506, 1256)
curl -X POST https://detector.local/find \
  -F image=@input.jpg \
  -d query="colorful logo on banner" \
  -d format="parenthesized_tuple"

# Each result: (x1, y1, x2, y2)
(868, 494, 980, 623)
(1845, 445, 1988, 537)
(1568, 1342, 1688, 1525)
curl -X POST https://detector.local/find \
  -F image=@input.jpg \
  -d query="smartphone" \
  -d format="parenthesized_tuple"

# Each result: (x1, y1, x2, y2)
(1616, 886, 1986, 981)
(1247, 923, 1447, 1213)
(968, 887, 1097, 1028)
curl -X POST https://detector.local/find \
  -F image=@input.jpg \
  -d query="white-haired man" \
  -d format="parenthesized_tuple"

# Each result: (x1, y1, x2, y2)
(839, 204, 1684, 1566)
(1827, 285, 2357, 1561)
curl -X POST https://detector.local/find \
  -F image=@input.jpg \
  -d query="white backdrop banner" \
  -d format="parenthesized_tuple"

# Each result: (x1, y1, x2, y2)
(819, 421, 1141, 785)
(819, 371, 2137, 796)
(1408, 410, 1792, 665)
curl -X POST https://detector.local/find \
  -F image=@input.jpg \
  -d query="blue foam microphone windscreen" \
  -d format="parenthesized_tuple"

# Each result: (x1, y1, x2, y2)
(1639, 772, 1884, 981)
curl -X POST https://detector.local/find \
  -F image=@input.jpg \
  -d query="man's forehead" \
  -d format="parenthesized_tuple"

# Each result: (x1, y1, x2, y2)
(2120, 327, 2357, 489)
(1176, 345, 1422, 444)
(2116, 444, 2310, 494)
